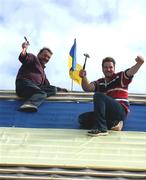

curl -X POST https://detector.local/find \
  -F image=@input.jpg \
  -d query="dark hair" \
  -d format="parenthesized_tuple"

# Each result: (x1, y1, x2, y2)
(102, 57, 116, 67)
(38, 47, 53, 55)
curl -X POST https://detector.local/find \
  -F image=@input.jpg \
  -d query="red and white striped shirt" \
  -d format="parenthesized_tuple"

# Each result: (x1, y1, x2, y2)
(92, 69, 133, 113)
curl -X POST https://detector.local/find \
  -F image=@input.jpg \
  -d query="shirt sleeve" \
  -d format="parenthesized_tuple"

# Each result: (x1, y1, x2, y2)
(121, 69, 133, 87)
(18, 53, 35, 64)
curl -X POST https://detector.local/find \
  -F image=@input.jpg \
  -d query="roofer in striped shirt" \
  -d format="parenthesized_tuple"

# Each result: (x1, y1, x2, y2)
(79, 56, 144, 136)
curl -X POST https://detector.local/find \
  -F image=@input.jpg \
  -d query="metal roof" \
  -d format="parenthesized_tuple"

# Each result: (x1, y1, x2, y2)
(0, 90, 146, 179)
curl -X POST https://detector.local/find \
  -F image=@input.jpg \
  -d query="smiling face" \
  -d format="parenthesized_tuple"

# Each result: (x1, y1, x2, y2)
(38, 48, 53, 66)
(102, 61, 115, 78)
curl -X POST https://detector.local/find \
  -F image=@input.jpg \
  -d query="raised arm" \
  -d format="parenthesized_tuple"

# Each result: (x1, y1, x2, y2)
(20, 42, 29, 57)
(18, 39, 31, 63)
(126, 56, 144, 77)
(79, 69, 95, 92)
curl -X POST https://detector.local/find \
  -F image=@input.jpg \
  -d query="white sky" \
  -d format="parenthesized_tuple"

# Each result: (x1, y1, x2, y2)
(0, 0, 146, 93)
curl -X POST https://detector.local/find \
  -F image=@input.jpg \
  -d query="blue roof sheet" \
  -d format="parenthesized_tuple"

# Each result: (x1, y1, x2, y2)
(0, 99, 146, 131)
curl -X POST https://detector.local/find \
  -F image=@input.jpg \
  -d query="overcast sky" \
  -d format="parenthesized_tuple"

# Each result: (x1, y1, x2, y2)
(0, 0, 146, 93)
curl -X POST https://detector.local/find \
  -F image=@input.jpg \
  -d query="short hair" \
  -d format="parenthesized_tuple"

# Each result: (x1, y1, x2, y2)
(38, 47, 53, 55)
(102, 57, 116, 67)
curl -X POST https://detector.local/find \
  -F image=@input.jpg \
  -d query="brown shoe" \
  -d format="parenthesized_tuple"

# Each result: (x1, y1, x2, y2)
(111, 121, 123, 131)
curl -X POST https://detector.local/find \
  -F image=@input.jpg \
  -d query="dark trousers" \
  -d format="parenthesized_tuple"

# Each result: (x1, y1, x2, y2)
(79, 92, 127, 131)
(16, 79, 57, 107)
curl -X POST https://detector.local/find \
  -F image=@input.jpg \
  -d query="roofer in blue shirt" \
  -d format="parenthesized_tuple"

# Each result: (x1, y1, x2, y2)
(79, 56, 144, 136)
(16, 39, 68, 112)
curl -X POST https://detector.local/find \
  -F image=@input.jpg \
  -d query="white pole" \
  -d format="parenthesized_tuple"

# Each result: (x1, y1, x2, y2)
(71, 79, 74, 91)
(71, 71, 74, 91)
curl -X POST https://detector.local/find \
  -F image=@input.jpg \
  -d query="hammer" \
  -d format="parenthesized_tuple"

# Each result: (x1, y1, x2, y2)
(83, 53, 90, 70)
(24, 36, 30, 45)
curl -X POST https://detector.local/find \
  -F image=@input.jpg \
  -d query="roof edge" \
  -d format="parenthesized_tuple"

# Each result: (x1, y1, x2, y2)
(0, 90, 146, 104)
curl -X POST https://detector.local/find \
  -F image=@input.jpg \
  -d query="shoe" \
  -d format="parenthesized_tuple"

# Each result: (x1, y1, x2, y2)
(87, 129, 108, 136)
(19, 104, 38, 112)
(111, 121, 123, 131)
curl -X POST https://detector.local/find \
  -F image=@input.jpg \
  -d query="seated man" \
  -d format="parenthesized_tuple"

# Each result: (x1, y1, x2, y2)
(79, 56, 144, 136)
(16, 40, 67, 112)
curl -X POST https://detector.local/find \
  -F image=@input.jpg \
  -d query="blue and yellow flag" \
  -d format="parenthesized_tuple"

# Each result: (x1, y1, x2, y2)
(68, 39, 82, 85)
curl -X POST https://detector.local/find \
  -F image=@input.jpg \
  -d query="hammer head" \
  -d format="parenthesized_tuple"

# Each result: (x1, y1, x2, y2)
(84, 53, 90, 58)
(24, 36, 30, 45)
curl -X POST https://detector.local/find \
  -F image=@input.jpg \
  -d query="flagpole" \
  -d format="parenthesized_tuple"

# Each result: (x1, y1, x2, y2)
(71, 79, 74, 91)
(71, 71, 74, 91)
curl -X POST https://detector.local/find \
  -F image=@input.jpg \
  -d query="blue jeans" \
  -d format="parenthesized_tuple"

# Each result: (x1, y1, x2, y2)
(16, 79, 57, 107)
(79, 92, 127, 131)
